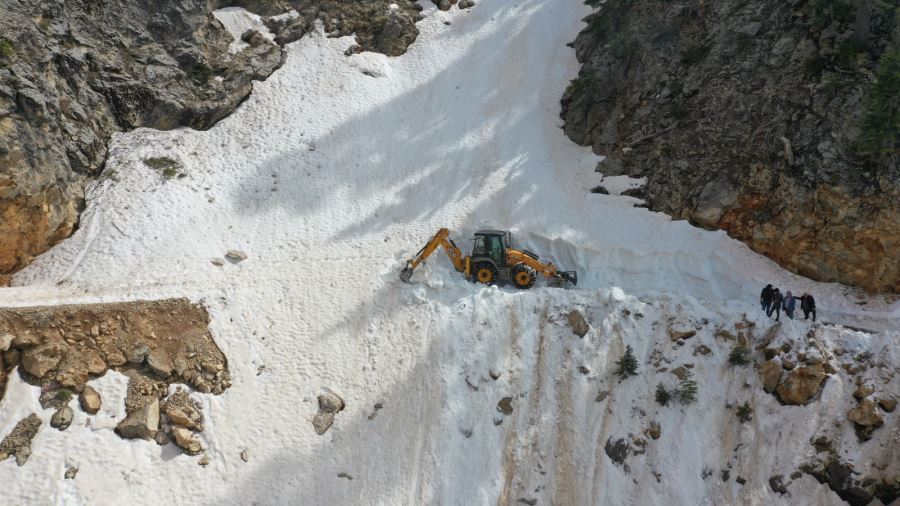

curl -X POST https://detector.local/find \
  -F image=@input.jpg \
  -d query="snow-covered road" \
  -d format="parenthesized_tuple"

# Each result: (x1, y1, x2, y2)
(1, 0, 897, 504)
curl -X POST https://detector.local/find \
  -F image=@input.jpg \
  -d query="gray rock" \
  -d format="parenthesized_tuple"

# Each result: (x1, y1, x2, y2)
(50, 407, 74, 431)
(64, 466, 79, 479)
(312, 389, 346, 435)
(116, 398, 159, 440)
(225, 250, 248, 262)
(147, 350, 173, 377)
(126, 344, 150, 365)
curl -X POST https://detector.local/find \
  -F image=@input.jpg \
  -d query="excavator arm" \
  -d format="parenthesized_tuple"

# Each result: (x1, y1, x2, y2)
(400, 228, 468, 283)
(507, 249, 577, 286)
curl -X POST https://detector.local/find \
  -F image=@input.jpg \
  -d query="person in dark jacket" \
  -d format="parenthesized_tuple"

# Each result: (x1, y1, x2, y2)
(767, 288, 784, 321)
(760, 284, 774, 313)
(784, 291, 796, 319)
(799, 293, 816, 321)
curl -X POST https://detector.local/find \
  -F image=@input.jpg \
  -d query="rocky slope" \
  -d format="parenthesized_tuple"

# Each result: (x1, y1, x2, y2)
(562, 0, 899, 293)
(0, 0, 424, 281)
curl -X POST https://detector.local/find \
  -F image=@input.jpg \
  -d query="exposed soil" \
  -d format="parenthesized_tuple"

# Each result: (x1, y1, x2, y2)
(0, 298, 229, 402)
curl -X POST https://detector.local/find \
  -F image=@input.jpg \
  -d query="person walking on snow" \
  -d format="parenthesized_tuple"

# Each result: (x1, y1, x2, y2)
(760, 284, 774, 313)
(799, 293, 816, 321)
(784, 291, 796, 319)
(767, 288, 784, 321)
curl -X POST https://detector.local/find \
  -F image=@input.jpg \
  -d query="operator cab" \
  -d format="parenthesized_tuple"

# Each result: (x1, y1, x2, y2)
(471, 230, 511, 266)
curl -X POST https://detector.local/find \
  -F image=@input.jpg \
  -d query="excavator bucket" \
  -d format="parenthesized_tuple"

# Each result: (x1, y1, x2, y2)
(399, 264, 414, 283)
(557, 271, 578, 286)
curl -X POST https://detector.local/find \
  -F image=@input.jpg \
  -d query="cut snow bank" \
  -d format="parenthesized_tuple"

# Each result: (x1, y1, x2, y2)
(1, 0, 897, 504)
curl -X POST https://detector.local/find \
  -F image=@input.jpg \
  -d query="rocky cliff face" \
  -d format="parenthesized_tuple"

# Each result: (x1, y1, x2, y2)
(562, 0, 899, 293)
(0, 0, 423, 279)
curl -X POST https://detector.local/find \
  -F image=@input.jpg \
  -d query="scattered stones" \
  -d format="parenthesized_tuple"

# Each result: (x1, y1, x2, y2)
(163, 388, 202, 430)
(782, 359, 796, 370)
(155, 431, 171, 446)
(693, 344, 712, 356)
(225, 250, 248, 262)
(646, 421, 661, 440)
(79, 386, 102, 414)
(171, 427, 203, 456)
(567, 310, 589, 337)
(878, 397, 896, 413)
(240, 449, 249, 462)
(758, 360, 783, 394)
(497, 397, 514, 416)
(211, 259, 224, 267)
(198, 454, 210, 466)
(595, 390, 610, 402)
(367, 401, 385, 420)
(312, 390, 345, 435)
(64, 466, 79, 479)
(578, 365, 590, 375)
(51, 407, 74, 431)
(337, 472, 354, 480)
(775, 364, 827, 405)
(669, 329, 696, 341)
(736, 476, 747, 485)
(0, 414, 42, 466)
(489, 370, 501, 380)
(116, 398, 159, 440)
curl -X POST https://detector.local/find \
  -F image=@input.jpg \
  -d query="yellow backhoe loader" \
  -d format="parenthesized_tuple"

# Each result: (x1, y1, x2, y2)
(399, 228, 577, 288)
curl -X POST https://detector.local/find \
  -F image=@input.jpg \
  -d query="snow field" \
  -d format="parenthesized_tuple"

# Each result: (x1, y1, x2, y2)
(0, 0, 897, 504)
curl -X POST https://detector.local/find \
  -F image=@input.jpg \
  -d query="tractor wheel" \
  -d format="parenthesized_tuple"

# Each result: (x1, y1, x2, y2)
(473, 262, 498, 285)
(511, 264, 536, 289)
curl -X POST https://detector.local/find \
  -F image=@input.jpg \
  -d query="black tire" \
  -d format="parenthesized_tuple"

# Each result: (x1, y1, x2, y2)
(473, 262, 498, 285)
(511, 264, 536, 289)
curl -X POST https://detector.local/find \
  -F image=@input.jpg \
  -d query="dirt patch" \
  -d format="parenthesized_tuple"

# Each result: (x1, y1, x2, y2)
(0, 298, 228, 397)
(0, 298, 229, 459)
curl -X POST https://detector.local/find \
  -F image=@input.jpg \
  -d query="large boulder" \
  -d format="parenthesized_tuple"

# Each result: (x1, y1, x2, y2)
(116, 398, 159, 440)
(775, 364, 827, 405)
(21, 341, 68, 378)
(567, 310, 590, 337)
(758, 360, 782, 394)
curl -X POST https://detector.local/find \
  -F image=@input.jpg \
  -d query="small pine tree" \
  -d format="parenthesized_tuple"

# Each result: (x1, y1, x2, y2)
(736, 402, 753, 423)
(858, 43, 900, 160)
(655, 383, 671, 406)
(676, 372, 698, 404)
(729, 345, 750, 366)
(615, 345, 639, 379)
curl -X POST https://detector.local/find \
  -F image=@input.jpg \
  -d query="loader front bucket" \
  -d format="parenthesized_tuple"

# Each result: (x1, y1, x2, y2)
(399, 265, 414, 283)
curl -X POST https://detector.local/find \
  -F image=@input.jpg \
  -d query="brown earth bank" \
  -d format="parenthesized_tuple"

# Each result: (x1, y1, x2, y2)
(0, 0, 433, 279)
(0, 298, 230, 463)
(562, 0, 899, 292)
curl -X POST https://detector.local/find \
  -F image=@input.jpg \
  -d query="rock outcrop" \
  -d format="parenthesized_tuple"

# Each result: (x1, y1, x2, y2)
(0, 0, 425, 279)
(562, 0, 900, 292)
